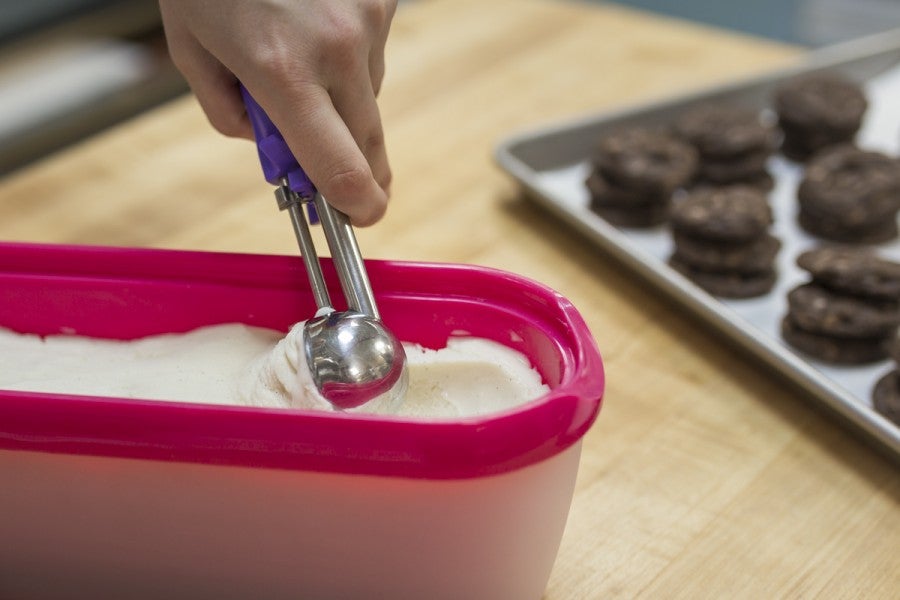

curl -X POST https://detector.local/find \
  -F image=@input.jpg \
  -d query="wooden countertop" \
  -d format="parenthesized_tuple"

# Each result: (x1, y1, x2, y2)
(1, 0, 898, 596)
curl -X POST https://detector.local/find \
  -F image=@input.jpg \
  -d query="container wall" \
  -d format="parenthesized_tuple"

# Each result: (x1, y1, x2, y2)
(0, 442, 582, 600)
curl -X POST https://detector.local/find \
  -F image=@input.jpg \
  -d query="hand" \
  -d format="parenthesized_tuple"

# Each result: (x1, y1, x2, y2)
(158, 0, 397, 226)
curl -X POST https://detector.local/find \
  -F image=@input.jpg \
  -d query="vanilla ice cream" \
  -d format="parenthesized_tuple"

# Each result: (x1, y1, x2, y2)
(0, 323, 549, 418)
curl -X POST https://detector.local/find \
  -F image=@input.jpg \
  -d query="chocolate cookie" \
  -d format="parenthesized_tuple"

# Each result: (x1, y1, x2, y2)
(669, 185, 773, 243)
(779, 121, 858, 162)
(798, 145, 900, 231)
(697, 150, 771, 184)
(775, 74, 868, 160)
(872, 369, 900, 426)
(593, 128, 699, 194)
(586, 170, 671, 227)
(692, 171, 776, 192)
(787, 283, 900, 338)
(674, 103, 775, 158)
(670, 256, 777, 298)
(779, 136, 818, 163)
(780, 315, 889, 364)
(586, 170, 666, 207)
(796, 247, 900, 300)
(798, 210, 899, 244)
(672, 231, 781, 273)
(775, 73, 867, 131)
(591, 203, 670, 228)
(732, 171, 775, 192)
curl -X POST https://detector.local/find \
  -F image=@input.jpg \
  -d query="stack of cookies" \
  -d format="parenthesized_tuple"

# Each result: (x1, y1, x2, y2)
(667, 185, 779, 298)
(774, 73, 868, 161)
(781, 247, 900, 365)
(797, 145, 900, 244)
(873, 335, 900, 427)
(586, 127, 698, 228)
(674, 103, 776, 191)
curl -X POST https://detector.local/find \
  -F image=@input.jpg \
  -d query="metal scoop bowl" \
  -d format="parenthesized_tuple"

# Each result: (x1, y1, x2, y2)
(242, 87, 408, 410)
(304, 309, 407, 410)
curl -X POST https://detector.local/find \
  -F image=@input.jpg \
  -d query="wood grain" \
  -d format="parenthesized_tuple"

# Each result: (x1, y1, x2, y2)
(1, 0, 898, 597)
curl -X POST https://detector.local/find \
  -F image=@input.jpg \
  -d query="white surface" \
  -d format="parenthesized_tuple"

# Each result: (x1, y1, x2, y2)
(0, 323, 549, 418)
(532, 64, 900, 415)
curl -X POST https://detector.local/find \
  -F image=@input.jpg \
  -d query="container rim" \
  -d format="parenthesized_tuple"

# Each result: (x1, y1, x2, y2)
(0, 242, 605, 479)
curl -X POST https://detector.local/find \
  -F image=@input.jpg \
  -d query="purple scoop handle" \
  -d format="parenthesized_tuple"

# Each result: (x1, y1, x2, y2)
(240, 85, 316, 199)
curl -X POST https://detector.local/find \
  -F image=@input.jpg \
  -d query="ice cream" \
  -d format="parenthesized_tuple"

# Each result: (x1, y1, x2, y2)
(0, 323, 549, 418)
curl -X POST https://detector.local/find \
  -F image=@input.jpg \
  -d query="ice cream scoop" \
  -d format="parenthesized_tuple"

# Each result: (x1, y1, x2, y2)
(241, 86, 407, 410)
(288, 191, 407, 410)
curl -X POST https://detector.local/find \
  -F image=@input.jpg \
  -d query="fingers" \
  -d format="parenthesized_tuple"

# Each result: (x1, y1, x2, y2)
(330, 69, 392, 197)
(367, 0, 396, 95)
(159, 0, 397, 226)
(160, 11, 252, 140)
(246, 7, 393, 227)
(259, 82, 389, 227)
(369, 51, 386, 97)
(188, 60, 253, 140)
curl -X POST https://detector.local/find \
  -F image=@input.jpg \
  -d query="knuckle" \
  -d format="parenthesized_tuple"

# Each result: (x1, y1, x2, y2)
(246, 40, 296, 82)
(323, 165, 372, 199)
(362, 130, 386, 157)
(318, 16, 366, 71)
(209, 114, 244, 138)
(166, 49, 191, 75)
(201, 100, 247, 138)
(359, 0, 390, 27)
(376, 166, 392, 192)
(371, 73, 384, 96)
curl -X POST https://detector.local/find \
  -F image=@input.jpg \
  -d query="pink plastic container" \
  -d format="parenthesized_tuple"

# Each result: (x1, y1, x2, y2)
(0, 242, 604, 600)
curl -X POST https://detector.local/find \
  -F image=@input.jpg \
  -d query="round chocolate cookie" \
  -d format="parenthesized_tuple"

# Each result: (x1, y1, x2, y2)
(798, 209, 899, 244)
(672, 231, 781, 273)
(586, 169, 671, 227)
(669, 256, 776, 298)
(779, 136, 819, 163)
(674, 103, 775, 158)
(872, 369, 900, 426)
(729, 171, 775, 192)
(692, 171, 775, 192)
(798, 145, 900, 230)
(697, 150, 771, 184)
(796, 246, 900, 300)
(593, 128, 699, 194)
(586, 170, 667, 207)
(590, 203, 670, 228)
(779, 121, 858, 161)
(787, 282, 900, 338)
(775, 73, 867, 133)
(780, 315, 889, 364)
(669, 185, 773, 243)
(775, 73, 868, 160)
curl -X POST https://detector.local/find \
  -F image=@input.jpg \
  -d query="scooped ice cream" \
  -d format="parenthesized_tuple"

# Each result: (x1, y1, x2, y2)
(0, 323, 549, 418)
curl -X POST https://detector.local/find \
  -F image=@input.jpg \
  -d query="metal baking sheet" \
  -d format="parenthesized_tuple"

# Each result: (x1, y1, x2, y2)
(495, 29, 900, 459)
